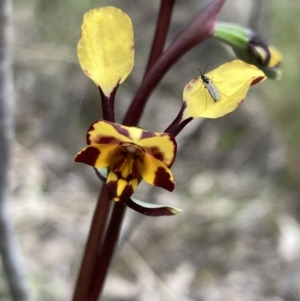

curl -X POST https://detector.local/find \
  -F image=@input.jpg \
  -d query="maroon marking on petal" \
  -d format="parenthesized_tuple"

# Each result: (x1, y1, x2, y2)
(131, 159, 139, 178)
(86, 122, 97, 144)
(86, 122, 121, 145)
(141, 131, 157, 139)
(97, 136, 118, 144)
(74, 146, 100, 166)
(185, 83, 193, 91)
(107, 176, 135, 201)
(114, 170, 135, 183)
(237, 99, 245, 107)
(144, 134, 177, 167)
(130, 44, 135, 50)
(83, 69, 90, 76)
(110, 123, 131, 139)
(144, 147, 164, 161)
(153, 167, 175, 192)
(126, 174, 134, 182)
(251, 76, 265, 86)
(120, 185, 134, 201)
(113, 156, 126, 172)
(106, 180, 118, 201)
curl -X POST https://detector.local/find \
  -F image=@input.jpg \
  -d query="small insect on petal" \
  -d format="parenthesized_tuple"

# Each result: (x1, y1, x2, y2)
(183, 60, 266, 120)
(202, 76, 221, 102)
(194, 66, 221, 109)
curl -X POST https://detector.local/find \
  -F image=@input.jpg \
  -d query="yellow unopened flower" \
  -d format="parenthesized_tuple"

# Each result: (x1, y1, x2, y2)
(78, 7, 134, 97)
(182, 60, 266, 120)
(75, 121, 176, 202)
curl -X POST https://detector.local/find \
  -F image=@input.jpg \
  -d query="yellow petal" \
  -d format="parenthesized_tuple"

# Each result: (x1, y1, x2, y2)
(78, 7, 134, 97)
(182, 60, 266, 119)
(87, 120, 134, 145)
(138, 153, 175, 192)
(138, 133, 177, 167)
(74, 144, 120, 168)
(268, 46, 282, 68)
(106, 157, 139, 201)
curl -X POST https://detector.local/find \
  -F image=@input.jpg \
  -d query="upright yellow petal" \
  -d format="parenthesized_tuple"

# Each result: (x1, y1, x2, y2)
(182, 60, 266, 119)
(78, 7, 134, 96)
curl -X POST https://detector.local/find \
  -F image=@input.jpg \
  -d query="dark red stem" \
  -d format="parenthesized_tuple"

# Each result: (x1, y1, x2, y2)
(144, 0, 176, 76)
(72, 187, 112, 301)
(88, 202, 126, 301)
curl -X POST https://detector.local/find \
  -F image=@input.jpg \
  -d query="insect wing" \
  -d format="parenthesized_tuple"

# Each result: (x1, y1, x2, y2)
(205, 80, 221, 102)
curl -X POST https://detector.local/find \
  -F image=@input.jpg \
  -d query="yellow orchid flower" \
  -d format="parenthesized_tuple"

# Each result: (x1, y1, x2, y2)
(76, 7, 178, 206)
(75, 121, 176, 202)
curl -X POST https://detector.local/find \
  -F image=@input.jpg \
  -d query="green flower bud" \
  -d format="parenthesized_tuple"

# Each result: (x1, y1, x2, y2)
(213, 22, 282, 79)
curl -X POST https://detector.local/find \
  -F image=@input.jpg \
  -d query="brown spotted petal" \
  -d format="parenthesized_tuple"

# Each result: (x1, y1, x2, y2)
(138, 152, 175, 192)
(74, 144, 120, 168)
(87, 120, 133, 145)
(138, 132, 177, 168)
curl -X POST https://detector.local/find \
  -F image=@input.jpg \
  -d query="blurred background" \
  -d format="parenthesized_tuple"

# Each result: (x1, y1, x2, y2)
(2, 0, 300, 300)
